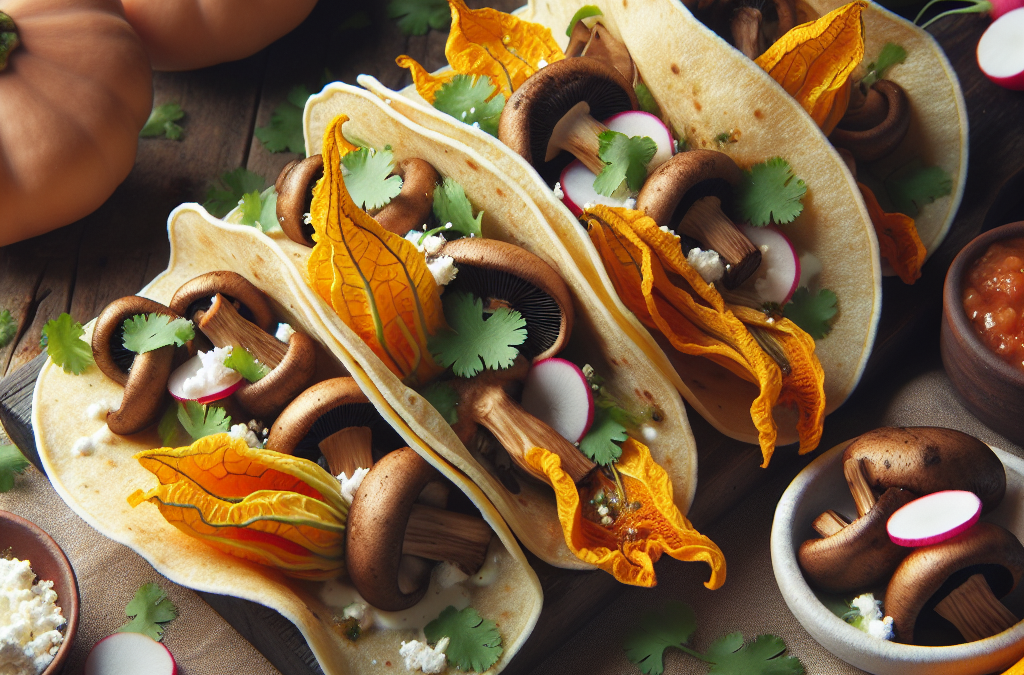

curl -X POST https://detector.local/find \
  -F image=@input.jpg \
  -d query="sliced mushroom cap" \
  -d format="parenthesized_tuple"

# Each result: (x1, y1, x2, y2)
(830, 80, 911, 163)
(169, 271, 275, 332)
(92, 296, 181, 386)
(441, 237, 574, 362)
(276, 154, 324, 246)
(373, 158, 440, 236)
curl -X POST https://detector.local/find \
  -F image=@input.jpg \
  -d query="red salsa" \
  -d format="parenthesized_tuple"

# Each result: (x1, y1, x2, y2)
(962, 237, 1024, 373)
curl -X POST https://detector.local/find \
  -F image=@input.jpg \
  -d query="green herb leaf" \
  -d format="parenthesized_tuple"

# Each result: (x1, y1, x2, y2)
(0, 445, 31, 493)
(388, 0, 451, 35)
(341, 145, 404, 211)
(42, 313, 94, 375)
(223, 346, 270, 383)
(429, 292, 527, 378)
(116, 583, 178, 641)
(420, 381, 459, 424)
(706, 633, 804, 675)
(635, 82, 663, 118)
(237, 186, 280, 233)
(883, 161, 952, 218)
(579, 406, 628, 466)
(862, 42, 907, 88)
(158, 404, 188, 448)
(177, 401, 231, 441)
(595, 130, 657, 196)
(623, 601, 698, 675)
(254, 85, 310, 155)
(0, 309, 16, 348)
(121, 314, 194, 354)
(432, 177, 484, 239)
(424, 606, 503, 672)
(432, 74, 506, 137)
(204, 168, 268, 218)
(735, 157, 806, 227)
(566, 5, 603, 35)
(783, 287, 838, 339)
(140, 103, 185, 140)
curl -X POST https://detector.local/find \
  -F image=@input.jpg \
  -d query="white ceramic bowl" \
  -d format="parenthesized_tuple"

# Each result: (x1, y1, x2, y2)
(771, 440, 1024, 675)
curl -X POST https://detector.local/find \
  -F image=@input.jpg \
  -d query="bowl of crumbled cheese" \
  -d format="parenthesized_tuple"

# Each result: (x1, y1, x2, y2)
(0, 510, 78, 675)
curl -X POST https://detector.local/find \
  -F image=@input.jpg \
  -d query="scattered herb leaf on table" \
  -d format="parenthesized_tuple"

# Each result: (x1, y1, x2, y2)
(42, 313, 94, 375)
(0, 444, 30, 493)
(116, 582, 178, 641)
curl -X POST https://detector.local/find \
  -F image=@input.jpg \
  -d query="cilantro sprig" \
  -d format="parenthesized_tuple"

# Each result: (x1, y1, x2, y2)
(861, 43, 907, 88)
(254, 85, 310, 155)
(420, 381, 459, 424)
(341, 145, 403, 211)
(223, 346, 270, 383)
(432, 74, 506, 137)
(432, 177, 483, 239)
(388, 0, 451, 35)
(0, 309, 16, 348)
(783, 287, 838, 339)
(177, 401, 231, 441)
(204, 168, 268, 218)
(595, 131, 657, 197)
(121, 314, 194, 354)
(0, 444, 31, 493)
(882, 161, 952, 218)
(736, 157, 806, 227)
(116, 583, 178, 641)
(579, 405, 628, 466)
(238, 186, 280, 233)
(140, 103, 185, 141)
(429, 292, 527, 378)
(42, 313, 94, 375)
(424, 606, 503, 673)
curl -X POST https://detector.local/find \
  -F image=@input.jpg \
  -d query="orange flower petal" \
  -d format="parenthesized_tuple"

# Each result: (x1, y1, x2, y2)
(859, 182, 925, 284)
(394, 55, 460, 104)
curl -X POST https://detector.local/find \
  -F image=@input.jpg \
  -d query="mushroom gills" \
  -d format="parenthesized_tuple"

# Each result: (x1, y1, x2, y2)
(108, 322, 136, 374)
(295, 402, 405, 474)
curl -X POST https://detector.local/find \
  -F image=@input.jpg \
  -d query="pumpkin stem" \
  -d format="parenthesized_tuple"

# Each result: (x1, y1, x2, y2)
(0, 12, 18, 72)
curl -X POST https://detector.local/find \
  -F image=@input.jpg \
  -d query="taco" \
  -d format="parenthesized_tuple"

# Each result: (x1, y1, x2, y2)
(31, 207, 543, 675)
(360, 0, 884, 461)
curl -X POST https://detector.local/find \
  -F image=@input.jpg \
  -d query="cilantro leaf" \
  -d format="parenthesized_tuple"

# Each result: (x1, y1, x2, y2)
(254, 85, 310, 155)
(121, 314, 194, 354)
(429, 292, 527, 378)
(0, 444, 31, 493)
(567, 5, 603, 35)
(432, 74, 506, 137)
(862, 42, 907, 88)
(424, 606, 503, 672)
(388, 0, 450, 35)
(783, 287, 838, 339)
(116, 583, 178, 641)
(237, 186, 279, 233)
(223, 346, 270, 383)
(158, 403, 188, 448)
(735, 157, 806, 227)
(341, 146, 403, 211)
(623, 601, 698, 675)
(635, 82, 663, 118)
(0, 309, 16, 348)
(433, 177, 483, 239)
(42, 313, 94, 375)
(140, 103, 185, 140)
(579, 406, 628, 466)
(177, 401, 231, 441)
(705, 633, 804, 675)
(883, 161, 952, 218)
(420, 381, 459, 424)
(204, 168, 268, 218)
(595, 130, 657, 196)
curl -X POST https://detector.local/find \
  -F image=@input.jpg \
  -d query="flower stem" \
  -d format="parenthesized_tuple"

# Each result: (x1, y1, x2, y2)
(0, 13, 19, 72)
(677, 645, 711, 662)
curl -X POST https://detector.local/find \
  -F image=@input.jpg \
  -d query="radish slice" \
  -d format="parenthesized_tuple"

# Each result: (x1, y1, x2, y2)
(559, 160, 629, 217)
(85, 632, 177, 675)
(887, 490, 983, 547)
(520, 358, 595, 443)
(604, 110, 675, 172)
(978, 8, 1024, 91)
(740, 224, 801, 306)
(167, 352, 243, 404)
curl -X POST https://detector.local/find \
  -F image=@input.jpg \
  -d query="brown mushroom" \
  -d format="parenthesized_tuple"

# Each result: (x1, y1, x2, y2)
(885, 522, 1024, 644)
(345, 447, 493, 611)
(829, 80, 911, 163)
(499, 57, 637, 183)
(729, 0, 797, 60)
(637, 150, 761, 289)
(565, 20, 636, 86)
(169, 271, 276, 333)
(276, 154, 324, 246)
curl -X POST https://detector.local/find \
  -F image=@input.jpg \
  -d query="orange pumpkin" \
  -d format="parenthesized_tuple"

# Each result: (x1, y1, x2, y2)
(122, 0, 319, 72)
(0, 0, 152, 247)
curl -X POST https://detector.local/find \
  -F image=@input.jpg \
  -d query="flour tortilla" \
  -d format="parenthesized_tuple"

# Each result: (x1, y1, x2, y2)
(32, 206, 542, 675)
(357, 0, 887, 448)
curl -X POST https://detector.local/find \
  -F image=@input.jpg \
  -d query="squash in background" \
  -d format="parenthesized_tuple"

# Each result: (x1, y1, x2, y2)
(0, 0, 152, 247)
(122, 0, 319, 71)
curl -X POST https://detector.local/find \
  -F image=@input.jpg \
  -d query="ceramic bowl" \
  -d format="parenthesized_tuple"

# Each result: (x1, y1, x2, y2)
(771, 440, 1024, 675)
(0, 510, 79, 675)
(941, 221, 1024, 445)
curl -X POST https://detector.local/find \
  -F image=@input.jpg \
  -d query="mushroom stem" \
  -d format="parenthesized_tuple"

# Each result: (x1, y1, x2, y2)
(933, 573, 1019, 642)
(404, 504, 493, 575)
(578, 24, 637, 86)
(197, 294, 287, 368)
(812, 509, 850, 538)
(678, 196, 762, 289)
(845, 457, 877, 517)
(732, 7, 763, 60)
(319, 426, 374, 478)
(545, 100, 609, 174)
(107, 345, 176, 436)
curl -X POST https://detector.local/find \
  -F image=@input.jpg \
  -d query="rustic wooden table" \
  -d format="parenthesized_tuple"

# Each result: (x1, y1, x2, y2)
(1, 1, 1022, 673)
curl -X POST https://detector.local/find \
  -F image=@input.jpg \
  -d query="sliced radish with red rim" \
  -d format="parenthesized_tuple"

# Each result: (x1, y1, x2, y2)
(520, 358, 595, 444)
(85, 632, 177, 675)
(887, 490, 983, 547)
(739, 224, 801, 306)
(559, 160, 630, 216)
(167, 353, 243, 404)
(977, 8, 1024, 91)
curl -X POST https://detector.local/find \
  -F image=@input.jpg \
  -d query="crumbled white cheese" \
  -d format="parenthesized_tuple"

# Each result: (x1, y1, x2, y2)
(640, 424, 658, 443)
(537, 59, 548, 68)
(303, 212, 312, 225)
(229, 424, 261, 448)
(600, 515, 613, 526)
(385, 98, 392, 106)
(673, 139, 679, 154)
(400, 637, 449, 673)
(623, 198, 637, 210)
(868, 616, 895, 641)
(686, 248, 725, 284)
(84, 401, 112, 422)
(553, 182, 564, 200)
(597, 505, 609, 516)
(427, 256, 458, 287)
(337, 467, 370, 504)
(0, 558, 65, 675)
(422, 234, 447, 257)
(848, 593, 894, 641)
(583, 202, 594, 210)
(342, 602, 368, 622)
(181, 346, 238, 399)
(71, 437, 94, 458)
(275, 323, 295, 343)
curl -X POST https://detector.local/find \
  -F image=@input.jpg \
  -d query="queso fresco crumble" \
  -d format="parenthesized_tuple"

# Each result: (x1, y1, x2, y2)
(0, 557, 66, 675)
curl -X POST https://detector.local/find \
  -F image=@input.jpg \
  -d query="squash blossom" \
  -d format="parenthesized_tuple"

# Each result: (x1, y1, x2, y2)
(128, 434, 347, 581)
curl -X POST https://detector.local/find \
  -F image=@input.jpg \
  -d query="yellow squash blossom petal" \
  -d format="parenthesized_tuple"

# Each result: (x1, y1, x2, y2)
(859, 182, 926, 284)
(394, 55, 460, 104)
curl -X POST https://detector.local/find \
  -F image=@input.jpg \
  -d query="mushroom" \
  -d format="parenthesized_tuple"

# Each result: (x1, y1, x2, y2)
(276, 154, 324, 246)
(92, 296, 188, 435)
(729, 0, 797, 60)
(829, 80, 911, 163)
(169, 271, 276, 334)
(498, 57, 638, 183)
(195, 293, 316, 418)
(345, 447, 494, 611)
(565, 20, 637, 86)
(885, 522, 1024, 644)
(636, 150, 762, 289)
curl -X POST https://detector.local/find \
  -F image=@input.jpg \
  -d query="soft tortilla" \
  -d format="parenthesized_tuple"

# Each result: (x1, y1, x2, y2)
(32, 205, 543, 675)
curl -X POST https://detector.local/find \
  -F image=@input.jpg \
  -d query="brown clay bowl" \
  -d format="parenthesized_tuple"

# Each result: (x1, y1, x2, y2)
(0, 510, 79, 675)
(941, 221, 1024, 446)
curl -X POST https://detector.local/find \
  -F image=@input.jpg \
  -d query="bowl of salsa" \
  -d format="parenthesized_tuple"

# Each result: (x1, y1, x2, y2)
(941, 221, 1024, 445)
